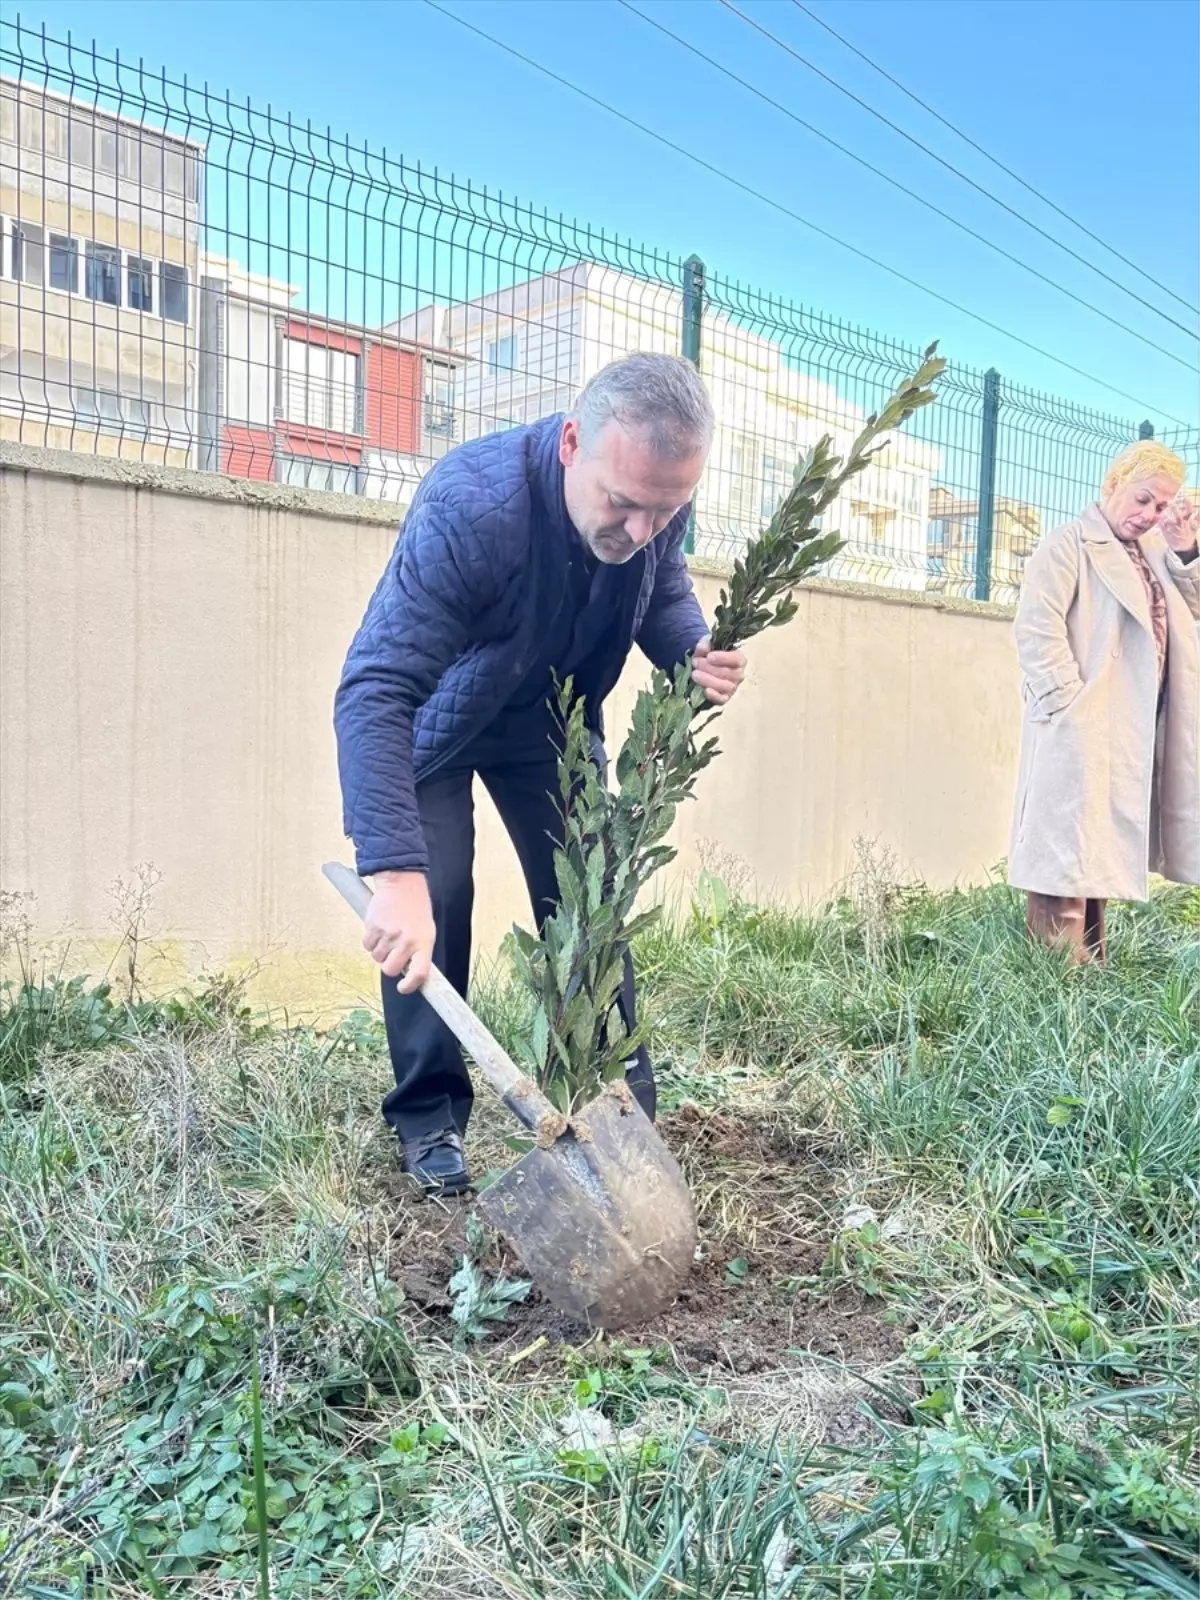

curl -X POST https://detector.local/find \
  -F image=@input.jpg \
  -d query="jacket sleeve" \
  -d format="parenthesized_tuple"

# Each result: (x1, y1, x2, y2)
(1014, 527, 1085, 721)
(334, 504, 497, 876)
(635, 517, 708, 671)
(1164, 545, 1200, 620)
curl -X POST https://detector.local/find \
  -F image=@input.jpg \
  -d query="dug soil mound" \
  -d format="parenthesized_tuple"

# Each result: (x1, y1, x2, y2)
(384, 1103, 912, 1403)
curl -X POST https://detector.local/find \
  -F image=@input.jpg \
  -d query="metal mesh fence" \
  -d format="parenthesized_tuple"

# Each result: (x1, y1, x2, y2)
(1, 17, 1195, 598)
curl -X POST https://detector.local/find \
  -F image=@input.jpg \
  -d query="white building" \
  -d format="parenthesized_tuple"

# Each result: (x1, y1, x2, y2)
(393, 263, 941, 589)
(0, 76, 202, 466)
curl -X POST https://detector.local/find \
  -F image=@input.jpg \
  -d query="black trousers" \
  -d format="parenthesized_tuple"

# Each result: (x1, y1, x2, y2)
(379, 755, 655, 1140)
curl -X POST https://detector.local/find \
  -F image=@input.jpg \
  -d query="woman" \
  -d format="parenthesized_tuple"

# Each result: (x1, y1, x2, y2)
(1009, 441, 1200, 961)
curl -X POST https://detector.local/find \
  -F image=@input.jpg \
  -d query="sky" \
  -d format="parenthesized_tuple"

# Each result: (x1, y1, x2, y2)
(5, 0, 1198, 431)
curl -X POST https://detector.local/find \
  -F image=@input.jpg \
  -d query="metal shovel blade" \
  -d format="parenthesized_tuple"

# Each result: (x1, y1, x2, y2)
(320, 864, 697, 1331)
(477, 1085, 697, 1330)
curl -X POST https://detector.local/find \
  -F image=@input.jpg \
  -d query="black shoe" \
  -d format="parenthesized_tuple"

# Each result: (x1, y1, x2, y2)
(400, 1127, 470, 1195)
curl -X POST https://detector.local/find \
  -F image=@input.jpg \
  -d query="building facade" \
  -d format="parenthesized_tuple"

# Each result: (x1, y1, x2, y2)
(0, 76, 202, 466)
(393, 263, 942, 588)
(197, 255, 466, 503)
(0, 78, 463, 505)
(927, 485, 1041, 604)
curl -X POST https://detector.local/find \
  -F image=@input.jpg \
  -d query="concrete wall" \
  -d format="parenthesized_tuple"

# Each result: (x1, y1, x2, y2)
(0, 444, 1021, 1017)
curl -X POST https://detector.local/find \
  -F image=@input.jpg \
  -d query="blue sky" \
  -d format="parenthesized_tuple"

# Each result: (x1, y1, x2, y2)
(8, 0, 1198, 428)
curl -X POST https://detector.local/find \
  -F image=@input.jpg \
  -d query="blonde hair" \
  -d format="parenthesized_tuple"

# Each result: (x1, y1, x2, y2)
(1101, 440, 1186, 501)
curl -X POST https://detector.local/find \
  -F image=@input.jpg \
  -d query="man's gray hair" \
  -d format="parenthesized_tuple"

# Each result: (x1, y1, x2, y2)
(571, 352, 714, 461)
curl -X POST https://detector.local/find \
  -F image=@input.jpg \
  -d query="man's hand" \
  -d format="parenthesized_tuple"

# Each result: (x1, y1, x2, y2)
(363, 871, 436, 993)
(691, 638, 746, 705)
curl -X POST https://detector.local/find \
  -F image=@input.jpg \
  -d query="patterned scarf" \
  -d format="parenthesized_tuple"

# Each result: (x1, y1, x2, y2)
(1122, 537, 1168, 689)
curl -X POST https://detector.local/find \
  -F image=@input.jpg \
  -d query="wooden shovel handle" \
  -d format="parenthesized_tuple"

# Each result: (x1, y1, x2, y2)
(321, 861, 557, 1130)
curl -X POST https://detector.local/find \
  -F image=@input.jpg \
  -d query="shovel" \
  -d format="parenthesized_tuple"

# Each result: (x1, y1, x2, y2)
(323, 862, 697, 1330)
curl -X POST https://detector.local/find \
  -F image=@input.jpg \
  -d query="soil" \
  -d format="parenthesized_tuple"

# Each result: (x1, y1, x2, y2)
(383, 1101, 914, 1439)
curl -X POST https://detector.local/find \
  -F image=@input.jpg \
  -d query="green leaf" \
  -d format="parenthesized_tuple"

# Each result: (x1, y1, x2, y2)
(177, 1520, 219, 1557)
(961, 1471, 993, 1511)
(529, 1007, 549, 1071)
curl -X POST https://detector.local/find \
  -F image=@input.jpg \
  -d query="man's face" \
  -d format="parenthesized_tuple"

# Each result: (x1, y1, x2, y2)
(559, 417, 708, 564)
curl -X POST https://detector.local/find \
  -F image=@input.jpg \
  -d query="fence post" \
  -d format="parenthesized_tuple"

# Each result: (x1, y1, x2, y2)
(681, 254, 705, 554)
(974, 367, 1001, 602)
(196, 274, 227, 474)
(1138, 419, 1155, 439)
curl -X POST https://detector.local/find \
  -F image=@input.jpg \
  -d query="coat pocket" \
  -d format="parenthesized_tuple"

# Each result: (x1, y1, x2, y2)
(1024, 675, 1084, 725)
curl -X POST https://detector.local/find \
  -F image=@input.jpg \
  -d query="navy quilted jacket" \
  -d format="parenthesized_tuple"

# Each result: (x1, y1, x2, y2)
(335, 414, 708, 875)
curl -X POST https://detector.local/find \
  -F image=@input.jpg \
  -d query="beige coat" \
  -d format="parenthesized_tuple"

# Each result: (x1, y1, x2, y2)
(1009, 502, 1200, 901)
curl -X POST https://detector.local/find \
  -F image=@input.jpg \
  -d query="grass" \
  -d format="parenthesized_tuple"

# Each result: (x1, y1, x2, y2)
(0, 870, 1196, 1597)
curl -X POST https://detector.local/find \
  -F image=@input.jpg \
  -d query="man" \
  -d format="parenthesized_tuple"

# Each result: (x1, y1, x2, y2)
(335, 352, 745, 1192)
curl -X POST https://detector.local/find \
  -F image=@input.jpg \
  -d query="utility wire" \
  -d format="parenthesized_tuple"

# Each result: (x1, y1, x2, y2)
(617, 0, 1196, 372)
(791, 0, 1199, 318)
(421, 0, 1192, 423)
(719, 0, 1199, 341)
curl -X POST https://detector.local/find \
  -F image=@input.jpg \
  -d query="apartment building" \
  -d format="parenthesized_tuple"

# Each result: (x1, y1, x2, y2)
(392, 263, 942, 587)
(0, 76, 202, 465)
(197, 255, 467, 503)
(0, 79, 463, 504)
(927, 486, 1042, 603)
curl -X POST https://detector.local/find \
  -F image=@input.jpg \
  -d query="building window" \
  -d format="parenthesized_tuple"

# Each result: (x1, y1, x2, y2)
(118, 132, 141, 181)
(142, 141, 164, 191)
(116, 129, 179, 192)
(281, 337, 361, 434)
(12, 221, 44, 286)
(276, 453, 360, 496)
(85, 241, 121, 306)
(48, 233, 78, 293)
(760, 452, 792, 523)
(18, 102, 43, 153)
(69, 113, 93, 171)
(159, 145, 200, 200)
(728, 432, 761, 524)
(95, 125, 118, 177)
(164, 147, 186, 197)
(160, 262, 189, 324)
(424, 359, 457, 438)
(44, 108, 70, 161)
(127, 255, 154, 313)
(9, 97, 64, 158)
(73, 385, 152, 437)
(486, 334, 517, 375)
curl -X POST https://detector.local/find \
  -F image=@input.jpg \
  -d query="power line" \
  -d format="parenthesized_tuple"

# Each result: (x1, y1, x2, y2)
(718, 0, 1200, 342)
(791, 0, 1199, 319)
(616, 0, 1197, 372)
(420, 0, 1193, 424)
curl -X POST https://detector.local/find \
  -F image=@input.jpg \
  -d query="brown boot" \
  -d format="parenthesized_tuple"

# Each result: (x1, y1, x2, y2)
(1027, 893, 1108, 965)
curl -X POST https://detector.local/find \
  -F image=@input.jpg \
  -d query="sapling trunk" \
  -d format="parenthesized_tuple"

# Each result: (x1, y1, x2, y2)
(507, 347, 945, 1112)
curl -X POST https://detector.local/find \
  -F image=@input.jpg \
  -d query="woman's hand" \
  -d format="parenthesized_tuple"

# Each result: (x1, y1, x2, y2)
(1160, 494, 1198, 555)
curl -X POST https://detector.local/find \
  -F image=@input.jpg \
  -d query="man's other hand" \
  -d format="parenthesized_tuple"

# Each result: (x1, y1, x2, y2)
(691, 638, 747, 705)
